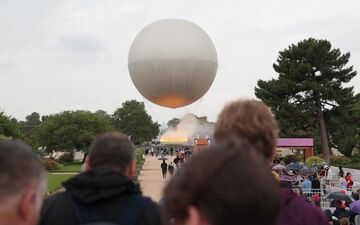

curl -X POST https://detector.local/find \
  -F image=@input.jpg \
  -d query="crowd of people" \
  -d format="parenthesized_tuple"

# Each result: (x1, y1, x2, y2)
(2, 99, 355, 225)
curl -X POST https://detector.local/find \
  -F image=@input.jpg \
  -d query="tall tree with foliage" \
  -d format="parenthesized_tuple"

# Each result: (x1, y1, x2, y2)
(112, 100, 159, 145)
(32, 111, 114, 155)
(0, 111, 21, 139)
(19, 112, 42, 144)
(326, 94, 360, 156)
(255, 38, 357, 162)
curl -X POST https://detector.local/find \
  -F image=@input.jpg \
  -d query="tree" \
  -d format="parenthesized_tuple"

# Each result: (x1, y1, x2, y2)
(167, 118, 180, 128)
(0, 111, 21, 138)
(19, 112, 41, 136)
(112, 100, 159, 145)
(255, 38, 357, 162)
(326, 94, 360, 156)
(32, 111, 114, 155)
(95, 110, 110, 118)
(18, 112, 43, 148)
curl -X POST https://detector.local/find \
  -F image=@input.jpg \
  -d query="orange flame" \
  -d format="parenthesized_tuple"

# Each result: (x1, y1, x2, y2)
(160, 136, 188, 143)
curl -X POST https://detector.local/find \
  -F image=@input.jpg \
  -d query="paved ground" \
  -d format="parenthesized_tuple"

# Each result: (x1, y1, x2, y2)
(331, 166, 360, 182)
(138, 155, 175, 202)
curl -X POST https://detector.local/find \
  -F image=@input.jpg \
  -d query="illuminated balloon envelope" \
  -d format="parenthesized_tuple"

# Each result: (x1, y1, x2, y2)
(128, 19, 218, 108)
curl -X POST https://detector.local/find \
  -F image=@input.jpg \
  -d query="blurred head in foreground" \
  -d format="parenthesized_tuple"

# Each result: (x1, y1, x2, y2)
(0, 140, 45, 225)
(214, 99, 278, 162)
(162, 144, 282, 225)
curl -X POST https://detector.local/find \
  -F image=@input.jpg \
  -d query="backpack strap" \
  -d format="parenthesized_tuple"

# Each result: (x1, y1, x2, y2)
(67, 192, 99, 224)
(116, 195, 150, 225)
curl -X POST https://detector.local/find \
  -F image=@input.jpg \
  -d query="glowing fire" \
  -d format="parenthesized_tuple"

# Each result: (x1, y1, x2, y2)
(160, 136, 188, 143)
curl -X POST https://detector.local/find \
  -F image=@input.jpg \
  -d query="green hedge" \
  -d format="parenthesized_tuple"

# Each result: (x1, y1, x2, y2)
(331, 155, 360, 169)
(283, 154, 303, 165)
(305, 156, 325, 167)
(134, 148, 145, 183)
(58, 152, 74, 164)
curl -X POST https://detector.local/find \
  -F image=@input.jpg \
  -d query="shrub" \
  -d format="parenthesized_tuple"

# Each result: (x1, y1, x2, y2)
(58, 152, 74, 164)
(134, 148, 145, 183)
(283, 154, 303, 165)
(42, 159, 61, 170)
(305, 156, 325, 167)
(331, 156, 352, 165)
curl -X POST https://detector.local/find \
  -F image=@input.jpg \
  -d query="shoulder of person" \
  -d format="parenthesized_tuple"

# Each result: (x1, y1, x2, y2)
(42, 191, 69, 210)
(38, 192, 75, 225)
(137, 197, 162, 225)
(279, 188, 328, 225)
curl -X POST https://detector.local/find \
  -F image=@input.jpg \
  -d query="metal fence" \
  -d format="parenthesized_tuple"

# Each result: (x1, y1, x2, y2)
(290, 176, 358, 209)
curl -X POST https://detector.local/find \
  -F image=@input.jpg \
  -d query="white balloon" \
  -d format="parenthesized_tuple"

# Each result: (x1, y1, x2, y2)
(128, 19, 218, 108)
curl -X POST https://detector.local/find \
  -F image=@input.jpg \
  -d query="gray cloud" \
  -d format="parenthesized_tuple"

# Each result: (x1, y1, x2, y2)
(60, 33, 105, 53)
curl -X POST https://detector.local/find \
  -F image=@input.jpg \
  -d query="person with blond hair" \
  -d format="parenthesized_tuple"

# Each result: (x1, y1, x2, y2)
(214, 99, 328, 225)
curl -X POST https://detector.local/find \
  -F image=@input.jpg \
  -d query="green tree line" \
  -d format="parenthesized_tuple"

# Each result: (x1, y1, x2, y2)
(0, 100, 159, 157)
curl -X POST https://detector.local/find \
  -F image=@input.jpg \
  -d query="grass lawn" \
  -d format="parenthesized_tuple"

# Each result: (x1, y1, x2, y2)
(54, 163, 82, 172)
(46, 174, 74, 194)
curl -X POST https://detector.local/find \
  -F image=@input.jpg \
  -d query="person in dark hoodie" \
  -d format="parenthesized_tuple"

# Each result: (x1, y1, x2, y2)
(38, 132, 161, 225)
(214, 99, 328, 225)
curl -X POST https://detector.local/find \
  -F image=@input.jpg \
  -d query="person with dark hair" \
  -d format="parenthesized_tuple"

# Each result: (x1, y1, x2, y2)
(161, 160, 168, 179)
(214, 99, 328, 225)
(312, 173, 321, 194)
(339, 166, 344, 176)
(168, 161, 175, 176)
(0, 140, 46, 225)
(39, 132, 161, 225)
(162, 144, 282, 225)
(333, 200, 349, 220)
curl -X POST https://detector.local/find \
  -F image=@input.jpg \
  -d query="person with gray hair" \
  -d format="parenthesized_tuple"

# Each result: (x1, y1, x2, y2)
(39, 132, 161, 225)
(0, 140, 46, 225)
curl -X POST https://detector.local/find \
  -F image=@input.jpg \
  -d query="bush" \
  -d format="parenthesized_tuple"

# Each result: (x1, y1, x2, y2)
(58, 152, 74, 164)
(305, 156, 325, 167)
(134, 148, 145, 183)
(42, 159, 61, 170)
(283, 154, 303, 165)
(331, 156, 352, 165)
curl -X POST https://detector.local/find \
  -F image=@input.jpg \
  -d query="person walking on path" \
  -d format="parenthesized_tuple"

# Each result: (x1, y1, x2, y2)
(161, 160, 168, 179)
(339, 172, 347, 190)
(345, 172, 353, 190)
(39, 132, 161, 225)
(168, 162, 175, 176)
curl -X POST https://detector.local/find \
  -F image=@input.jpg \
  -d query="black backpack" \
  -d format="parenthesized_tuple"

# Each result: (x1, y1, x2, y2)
(67, 193, 150, 225)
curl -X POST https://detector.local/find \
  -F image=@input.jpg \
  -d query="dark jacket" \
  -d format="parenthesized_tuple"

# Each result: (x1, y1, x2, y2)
(333, 207, 349, 219)
(311, 179, 320, 190)
(38, 168, 161, 225)
(276, 187, 328, 225)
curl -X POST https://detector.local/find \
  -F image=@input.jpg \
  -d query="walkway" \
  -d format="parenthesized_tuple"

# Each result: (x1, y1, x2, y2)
(138, 155, 174, 202)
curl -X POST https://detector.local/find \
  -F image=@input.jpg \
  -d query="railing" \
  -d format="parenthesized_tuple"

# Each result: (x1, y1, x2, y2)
(288, 176, 358, 209)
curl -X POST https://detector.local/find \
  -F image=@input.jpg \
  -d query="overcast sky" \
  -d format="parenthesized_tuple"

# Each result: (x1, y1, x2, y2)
(1, 0, 359, 124)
